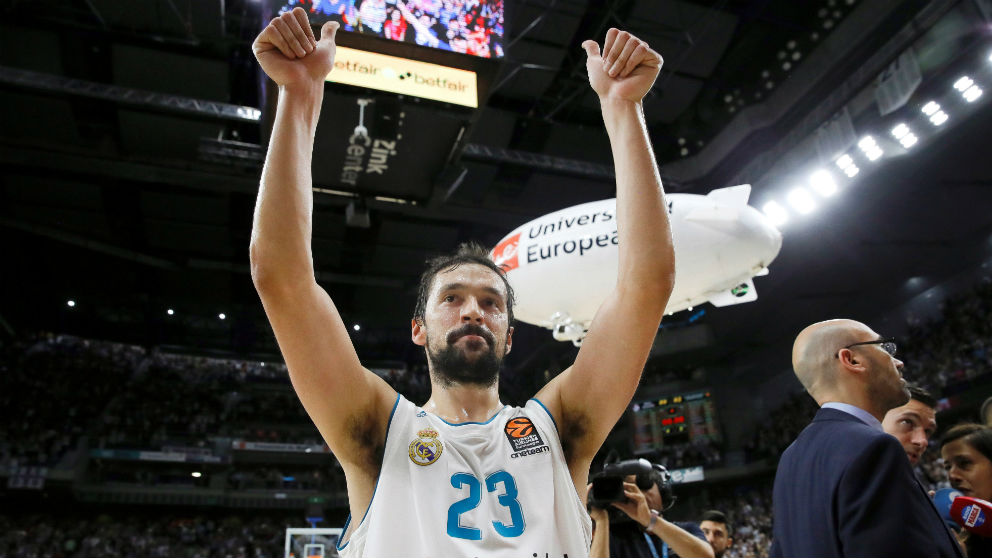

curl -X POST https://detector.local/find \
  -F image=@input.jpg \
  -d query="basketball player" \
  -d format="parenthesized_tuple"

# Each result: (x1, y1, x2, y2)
(250, 9, 674, 556)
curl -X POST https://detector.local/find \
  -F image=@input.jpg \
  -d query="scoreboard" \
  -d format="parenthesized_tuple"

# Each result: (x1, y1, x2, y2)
(631, 390, 721, 451)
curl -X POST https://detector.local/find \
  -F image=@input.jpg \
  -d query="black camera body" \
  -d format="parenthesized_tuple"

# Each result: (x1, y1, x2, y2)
(588, 458, 673, 509)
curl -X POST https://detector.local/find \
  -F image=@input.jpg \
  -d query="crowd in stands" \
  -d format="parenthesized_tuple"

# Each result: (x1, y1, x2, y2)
(283, 0, 505, 58)
(0, 334, 143, 470)
(651, 438, 723, 470)
(0, 512, 298, 558)
(902, 278, 992, 394)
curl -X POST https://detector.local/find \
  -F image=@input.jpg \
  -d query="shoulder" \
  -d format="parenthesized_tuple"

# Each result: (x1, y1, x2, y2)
(674, 520, 706, 540)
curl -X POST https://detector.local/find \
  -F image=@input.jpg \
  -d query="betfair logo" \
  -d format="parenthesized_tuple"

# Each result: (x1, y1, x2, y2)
(327, 47, 478, 107)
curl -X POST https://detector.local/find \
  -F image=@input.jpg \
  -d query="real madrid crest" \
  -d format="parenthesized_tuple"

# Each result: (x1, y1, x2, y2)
(409, 427, 443, 466)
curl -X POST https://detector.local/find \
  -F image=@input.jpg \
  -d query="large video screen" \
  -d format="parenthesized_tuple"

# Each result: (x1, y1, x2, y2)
(277, 0, 505, 59)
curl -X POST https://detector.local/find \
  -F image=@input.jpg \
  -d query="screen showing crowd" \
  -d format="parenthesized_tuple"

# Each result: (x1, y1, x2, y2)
(277, 0, 505, 59)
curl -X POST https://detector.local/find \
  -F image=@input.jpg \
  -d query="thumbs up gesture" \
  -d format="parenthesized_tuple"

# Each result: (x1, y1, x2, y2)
(582, 29, 663, 104)
(253, 8, 340, 87)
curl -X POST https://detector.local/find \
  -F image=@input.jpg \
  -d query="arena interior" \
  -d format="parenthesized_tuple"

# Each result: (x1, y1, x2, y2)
(2, 0, 992, 557)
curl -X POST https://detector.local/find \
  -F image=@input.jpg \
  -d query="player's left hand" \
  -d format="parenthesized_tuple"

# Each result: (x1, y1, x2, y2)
(582, 28, 662, 104)
(611, 479, 654, 528)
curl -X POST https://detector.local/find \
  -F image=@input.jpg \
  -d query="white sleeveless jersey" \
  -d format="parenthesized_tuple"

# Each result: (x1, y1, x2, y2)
(338, 395, 592, 558)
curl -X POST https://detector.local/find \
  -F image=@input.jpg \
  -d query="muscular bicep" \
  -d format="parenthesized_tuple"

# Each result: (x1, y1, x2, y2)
(258, 280, 396, 466)
(536, 288, 661, 462)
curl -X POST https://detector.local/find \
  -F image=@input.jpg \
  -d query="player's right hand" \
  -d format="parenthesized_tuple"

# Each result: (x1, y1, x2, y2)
(253, 8, 339, 87)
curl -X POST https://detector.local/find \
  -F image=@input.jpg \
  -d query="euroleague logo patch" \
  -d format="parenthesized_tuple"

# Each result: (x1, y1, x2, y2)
(504, 417, 549, 458)
(409, 427, 443, 466)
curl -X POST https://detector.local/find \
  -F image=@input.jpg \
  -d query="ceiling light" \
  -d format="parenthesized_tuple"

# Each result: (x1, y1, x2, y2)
(899, 134, 918, 148)
(929, 111, 948, 126)
(842, 165, 859, 177)
(835, 154, 854, 170)
(953, 76, 974, 91)
(353, 324, 361, 331)
(963, 85, 982, 103)
(67, 299, 76, 308)
(167, 309, 174, 316)
(857, 135, 877, 150)
(921, 101, 940, 116)
(809, 170, 838, 197)
(787, 188, 817, 214)
(857, 136, 883, 161)
(891, 123, 910, 140)
(218, 313, 226, 320)
(192, 472, 202, 478)
(762, 201, 789, 226)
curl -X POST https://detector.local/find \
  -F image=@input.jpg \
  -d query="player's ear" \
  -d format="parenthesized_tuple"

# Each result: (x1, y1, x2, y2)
(504, 326, 514, 355)
(412, 318, 427, 346)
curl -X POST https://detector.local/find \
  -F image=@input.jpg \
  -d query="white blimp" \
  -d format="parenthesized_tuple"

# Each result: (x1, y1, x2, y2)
(490, 185, 782, 345)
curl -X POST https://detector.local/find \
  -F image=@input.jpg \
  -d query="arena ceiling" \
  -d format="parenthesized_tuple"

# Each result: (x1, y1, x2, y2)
(1, 0, 991, 389)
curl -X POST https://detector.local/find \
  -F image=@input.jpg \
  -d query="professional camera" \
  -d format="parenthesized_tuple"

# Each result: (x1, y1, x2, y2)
(588, 458, 674, 509)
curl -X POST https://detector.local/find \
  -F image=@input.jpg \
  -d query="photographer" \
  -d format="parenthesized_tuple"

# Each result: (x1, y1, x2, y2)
(589, 460, 714, 558)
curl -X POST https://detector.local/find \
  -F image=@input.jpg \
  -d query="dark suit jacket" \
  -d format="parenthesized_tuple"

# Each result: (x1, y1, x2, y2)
(770, 407, 963, 558)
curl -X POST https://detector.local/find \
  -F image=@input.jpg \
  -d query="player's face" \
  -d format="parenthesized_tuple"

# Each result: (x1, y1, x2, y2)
(882, 399, 936, 465)
(414, 264, 512, 387)
(942, 439, 992, 501)
(700, 521, 732, 558)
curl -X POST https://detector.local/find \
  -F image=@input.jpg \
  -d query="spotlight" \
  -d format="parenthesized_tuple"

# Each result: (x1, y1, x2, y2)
(191, 472, 202, 478)
(857, 136, 883, 161)
(929, 111, 948, 126)
(963, 85, 982, 103)
(953, 76, 974, 91)
(899, 134, 918, 148)
(353, 324, 361, 331)
(891, 123, 910, 140)
(921, 101, 940, 116)
(835, 155, 860, 177)
(787, 188, 817, 215)
(809, 170, 838, 197)
(762, 201, 789, 226)
(167, 308, 175, 316)
(218, 313, 226, 320)
(67, 299, 76, 308)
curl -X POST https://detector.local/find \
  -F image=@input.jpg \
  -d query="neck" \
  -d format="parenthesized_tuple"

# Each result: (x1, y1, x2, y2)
(817, 387, 885, 422)
(424, 380, 503, 424)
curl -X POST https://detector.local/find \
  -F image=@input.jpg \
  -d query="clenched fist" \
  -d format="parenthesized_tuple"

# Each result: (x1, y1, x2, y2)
(253, 8, 339, 87)
(582, 28, 663, 104)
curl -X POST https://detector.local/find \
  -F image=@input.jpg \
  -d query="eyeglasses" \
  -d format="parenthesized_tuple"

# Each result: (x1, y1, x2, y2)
(840, 338, 898, 357)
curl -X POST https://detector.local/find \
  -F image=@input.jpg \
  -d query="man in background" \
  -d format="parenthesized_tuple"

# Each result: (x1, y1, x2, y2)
(770, 319, 962, 557)
(699, 510, 733, 558)
(589, 466, 713, 558)
(881, 384, 938, 466)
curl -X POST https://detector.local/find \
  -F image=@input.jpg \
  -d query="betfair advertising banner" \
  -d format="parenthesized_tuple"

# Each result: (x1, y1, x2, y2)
(326, 46, 478, 108)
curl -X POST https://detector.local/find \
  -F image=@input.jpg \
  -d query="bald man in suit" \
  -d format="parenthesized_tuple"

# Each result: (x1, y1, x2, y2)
(769, 319, 962, 558)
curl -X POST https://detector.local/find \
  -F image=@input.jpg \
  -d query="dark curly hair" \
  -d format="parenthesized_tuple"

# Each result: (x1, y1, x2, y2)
(413, 242, 515, 327)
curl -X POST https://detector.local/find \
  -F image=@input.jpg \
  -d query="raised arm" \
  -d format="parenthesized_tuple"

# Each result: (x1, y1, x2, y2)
(249, 9, 396, 472)
(536, 29, 675, 472)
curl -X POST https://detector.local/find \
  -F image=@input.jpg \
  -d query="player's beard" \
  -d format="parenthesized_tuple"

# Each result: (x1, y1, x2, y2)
(427, 323, 504, 388)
